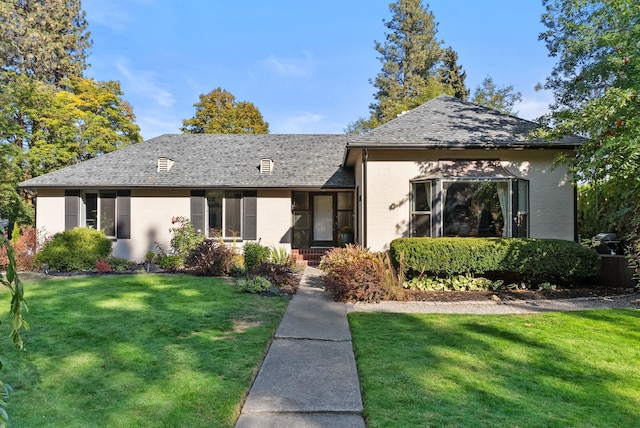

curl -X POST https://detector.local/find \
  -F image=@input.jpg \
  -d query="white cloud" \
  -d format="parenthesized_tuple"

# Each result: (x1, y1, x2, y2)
(515, 90, 553, 122)
(115, 59, 176, 108)
(276, 112, 325, 134)
(263, 52, 314, 78)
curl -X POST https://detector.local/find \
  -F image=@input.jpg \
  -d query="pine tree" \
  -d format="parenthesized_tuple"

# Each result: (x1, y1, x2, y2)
(439, 47, 469, 100)
(370, 0, 451, 124)
(0, 0, 92, 86)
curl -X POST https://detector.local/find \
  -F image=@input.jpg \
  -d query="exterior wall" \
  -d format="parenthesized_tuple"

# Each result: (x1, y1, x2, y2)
(122, 189, 191, 261)
(255, 189, 293, 250)
(35, 188, 66, 238)
(363, 149, 575, 251)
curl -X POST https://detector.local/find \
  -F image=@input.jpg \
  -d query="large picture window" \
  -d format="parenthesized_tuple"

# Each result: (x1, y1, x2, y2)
(410, 161, 529, 239)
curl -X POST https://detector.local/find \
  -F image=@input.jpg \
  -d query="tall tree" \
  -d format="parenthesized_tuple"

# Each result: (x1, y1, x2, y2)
(0, 74, 142, 177)
(535, 0, 639, 242)
(370, 0, 451, 124)
(0, 0, 92, 85)
(471, 76, 522, 115)
(181, 88, 269, 134)
(439, 47, 469, 100)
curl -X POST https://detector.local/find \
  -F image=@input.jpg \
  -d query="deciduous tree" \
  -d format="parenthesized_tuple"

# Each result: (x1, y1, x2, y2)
(471, 76, 522, 115)
(535, 0, 639, 242)
(181, 88, 269, 134)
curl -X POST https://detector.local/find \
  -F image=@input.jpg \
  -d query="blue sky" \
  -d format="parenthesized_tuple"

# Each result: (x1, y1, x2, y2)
(83, 0, 556, 140)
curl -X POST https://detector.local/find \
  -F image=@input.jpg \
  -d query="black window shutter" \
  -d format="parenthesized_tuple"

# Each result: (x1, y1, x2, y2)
(64, 190, 80, 230)
(190, 190, 205, 235)
(117, 190, 131, 239)
(243, 191, 257, 240)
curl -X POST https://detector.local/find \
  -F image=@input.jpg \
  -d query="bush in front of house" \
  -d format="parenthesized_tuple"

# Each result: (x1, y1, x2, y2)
(389, 237, 601, 286)
(250, 261, 300, 294)
(185, 240, 237, 276)
(35, 227, 112, 271)
(319, 245, 406, 303)
(170, 217, 205, 261)
(0, 225, 45, 271)
(243, 241, 270, 272)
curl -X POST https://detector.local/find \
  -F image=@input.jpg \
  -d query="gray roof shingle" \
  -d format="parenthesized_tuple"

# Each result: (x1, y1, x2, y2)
(348, 94, 583, 149)
(20, 134, 354, 189)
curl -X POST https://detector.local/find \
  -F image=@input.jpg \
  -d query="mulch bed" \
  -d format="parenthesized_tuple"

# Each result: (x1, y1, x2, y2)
(408, 287, 637, 302)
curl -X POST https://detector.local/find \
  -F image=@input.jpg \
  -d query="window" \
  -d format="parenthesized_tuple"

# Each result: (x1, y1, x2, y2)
(442, 181, 507, 237)
(64, 190, 130, 239)
(190, 190, 256, 240)
(411, 182, 432, 237)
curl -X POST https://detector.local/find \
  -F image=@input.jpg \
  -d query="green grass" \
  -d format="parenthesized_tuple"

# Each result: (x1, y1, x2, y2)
(350, 310, 640, 427)
(0, 274, 288, 427)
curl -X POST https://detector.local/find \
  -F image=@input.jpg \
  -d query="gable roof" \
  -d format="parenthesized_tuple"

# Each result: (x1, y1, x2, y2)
(347, 94, 583, 149)
(20, 134, 354, 189)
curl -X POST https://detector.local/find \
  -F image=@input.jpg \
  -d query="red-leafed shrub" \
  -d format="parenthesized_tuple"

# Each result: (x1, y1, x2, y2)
(250, 262, 300, 294)
(95, 258, 112, 273)
(0, 225, 45, 271)
(319, 245, 406, 303)
(185, 240, 237, 276)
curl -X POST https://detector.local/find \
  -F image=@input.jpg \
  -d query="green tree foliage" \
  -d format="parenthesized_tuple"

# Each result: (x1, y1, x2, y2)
(0, 224, 29, 427)
(471, 76, 522, 114)
(1, 74, 142, 177)
(346, 0, 454, 134)
(439, 47, 469, 100)
(181, 87, 269, 134)
(535, 0, 639, 241)
(0, 144, 33, 225)
(0, 0, 91, 86)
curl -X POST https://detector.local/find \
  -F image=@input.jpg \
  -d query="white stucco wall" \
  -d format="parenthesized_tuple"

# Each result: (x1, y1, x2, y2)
(362, 149, 575, 251)
(255, 189, 292, 250)
(35, 188, 66, 238)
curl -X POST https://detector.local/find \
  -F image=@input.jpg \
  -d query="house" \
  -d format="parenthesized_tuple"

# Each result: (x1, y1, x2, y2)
(20, 95, 582, 262)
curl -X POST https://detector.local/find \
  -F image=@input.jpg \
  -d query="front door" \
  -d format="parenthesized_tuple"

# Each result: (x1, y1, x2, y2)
(311, 194, 334, 247)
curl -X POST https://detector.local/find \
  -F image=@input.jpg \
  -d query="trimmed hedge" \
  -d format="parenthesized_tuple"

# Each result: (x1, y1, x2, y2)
(390, 237, 600, 285)
(35, 227, 112, 271)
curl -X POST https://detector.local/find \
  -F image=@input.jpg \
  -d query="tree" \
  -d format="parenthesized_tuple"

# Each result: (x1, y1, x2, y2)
(439, 47, 469, 100)
(471, 76, 522, 115)
(370, 0, 452, 124)
(0, 0, 91, 86)
(0, 144, 33, 226)
(1, 74, 142, 177)
(181, 88, 269, 134)
(535, 0, 639, 243)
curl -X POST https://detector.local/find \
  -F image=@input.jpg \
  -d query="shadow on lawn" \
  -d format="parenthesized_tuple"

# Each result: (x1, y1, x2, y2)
(351, 310, 640, 427)
(3, 274, 287, 427)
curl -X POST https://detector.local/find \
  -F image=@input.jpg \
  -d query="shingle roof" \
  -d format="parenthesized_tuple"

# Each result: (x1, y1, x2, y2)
(348, 94, 584, 149)
(20, 134, 354, 189)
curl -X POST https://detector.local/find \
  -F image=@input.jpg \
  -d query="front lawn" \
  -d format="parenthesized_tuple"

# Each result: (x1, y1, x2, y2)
(0, 274, 288, 427)
(350, 310, 640, 427)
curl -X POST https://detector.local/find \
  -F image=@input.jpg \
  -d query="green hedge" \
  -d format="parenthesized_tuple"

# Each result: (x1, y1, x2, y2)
(35, 227, 112, 271)
(390, 237, 600, 285)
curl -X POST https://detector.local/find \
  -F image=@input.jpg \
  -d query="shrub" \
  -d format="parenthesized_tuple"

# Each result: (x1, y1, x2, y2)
(185, 240, 237, 276)
(390, 237, 600, 286)
(404, 274, 501, 291)
(108, 256, 134, 271)
(243, 241, 270, 272)
(269, 246, 291, 265)
(95, 259, 112, 274)
(250, 262, 300, 294)
(170, 217, 205, 260)
(35, 227, 112, 271)
(0, 225, 44, 271)
(235, 276, 272, 294)
(320, 246, 406, 303)
(155, 254, 183, 272)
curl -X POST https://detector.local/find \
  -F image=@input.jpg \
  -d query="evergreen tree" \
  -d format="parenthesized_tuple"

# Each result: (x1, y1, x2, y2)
(471, 76, 522, 115)
(439, 47, 469, 100)
(181, 88, 269, 134)
(370, 0, 451, 124)
(0, 0, 92, 86)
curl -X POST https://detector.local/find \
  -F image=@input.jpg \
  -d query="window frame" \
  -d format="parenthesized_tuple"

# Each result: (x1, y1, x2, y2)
(410, 181, 433, 237)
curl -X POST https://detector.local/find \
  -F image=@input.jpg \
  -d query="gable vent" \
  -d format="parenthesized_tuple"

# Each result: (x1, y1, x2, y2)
(157, 157, 175, 172)
(260, 158, 274, 174)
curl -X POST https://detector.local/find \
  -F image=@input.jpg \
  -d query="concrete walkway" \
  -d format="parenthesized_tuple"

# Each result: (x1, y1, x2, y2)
(236, 267, 365, 428)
